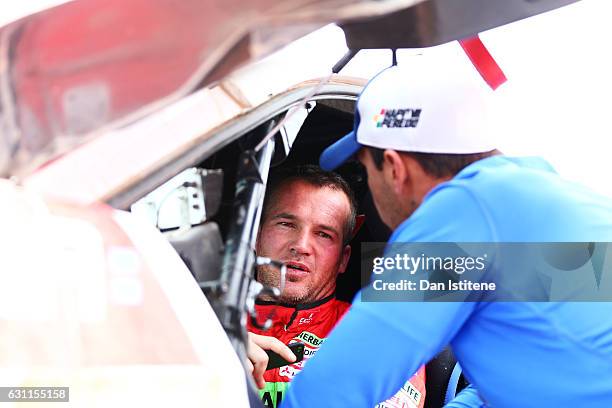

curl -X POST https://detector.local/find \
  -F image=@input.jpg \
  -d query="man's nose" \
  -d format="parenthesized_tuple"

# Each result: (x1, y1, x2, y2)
(290, 230, 313, 256)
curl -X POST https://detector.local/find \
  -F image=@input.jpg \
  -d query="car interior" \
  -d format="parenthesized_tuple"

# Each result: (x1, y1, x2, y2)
(128, 95, 469, 406)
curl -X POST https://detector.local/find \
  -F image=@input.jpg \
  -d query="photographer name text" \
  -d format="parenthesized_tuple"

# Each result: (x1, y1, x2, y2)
(372, 279, 496, 292)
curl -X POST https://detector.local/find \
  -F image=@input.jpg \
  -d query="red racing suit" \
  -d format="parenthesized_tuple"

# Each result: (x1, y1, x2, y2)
(248, 294, 426, 408)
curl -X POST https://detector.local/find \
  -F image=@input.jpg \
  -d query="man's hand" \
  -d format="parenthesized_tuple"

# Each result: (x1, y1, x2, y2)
(247, 332, 297, 389)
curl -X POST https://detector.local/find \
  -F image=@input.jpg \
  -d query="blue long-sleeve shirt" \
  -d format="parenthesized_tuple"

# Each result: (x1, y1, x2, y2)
(283, 156, 612, 408)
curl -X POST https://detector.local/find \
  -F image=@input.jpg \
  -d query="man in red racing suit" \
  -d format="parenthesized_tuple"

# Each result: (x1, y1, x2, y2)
(249, 295, 426, 408)
(248, 165, 426, 408)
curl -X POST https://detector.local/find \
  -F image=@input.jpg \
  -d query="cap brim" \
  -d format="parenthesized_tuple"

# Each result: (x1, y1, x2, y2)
(319, 131, 362, 171)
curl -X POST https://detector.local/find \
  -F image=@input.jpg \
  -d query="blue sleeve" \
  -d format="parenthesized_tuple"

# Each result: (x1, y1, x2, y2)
(282, 187, 494, 407)
(444, 385, 485, 408)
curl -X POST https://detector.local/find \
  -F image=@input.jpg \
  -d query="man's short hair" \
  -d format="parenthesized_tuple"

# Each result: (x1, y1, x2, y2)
(263, 165, 357, 245)
(368, 147, 499, 178)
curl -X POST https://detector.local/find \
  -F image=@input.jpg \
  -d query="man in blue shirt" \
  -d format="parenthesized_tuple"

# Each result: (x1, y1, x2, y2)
(282, 44, 612, 407)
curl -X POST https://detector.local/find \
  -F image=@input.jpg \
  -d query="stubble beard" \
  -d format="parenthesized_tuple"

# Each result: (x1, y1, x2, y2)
(256, 265, 310, 305)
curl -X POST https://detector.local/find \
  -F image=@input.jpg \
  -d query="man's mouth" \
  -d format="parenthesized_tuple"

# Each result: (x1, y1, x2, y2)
(285, 261, 310, 273)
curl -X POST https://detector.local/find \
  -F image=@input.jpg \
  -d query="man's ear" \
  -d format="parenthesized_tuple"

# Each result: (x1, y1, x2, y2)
(338, 244, 352, 274)
(383, 149, 410, 195)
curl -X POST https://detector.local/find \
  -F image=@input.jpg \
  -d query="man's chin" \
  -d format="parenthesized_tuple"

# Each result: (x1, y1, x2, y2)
(286, 275, 305, 284)
(279, 286, 308, 304)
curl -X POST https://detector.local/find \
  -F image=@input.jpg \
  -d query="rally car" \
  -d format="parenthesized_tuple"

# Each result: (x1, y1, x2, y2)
(0, 0, 605, 406)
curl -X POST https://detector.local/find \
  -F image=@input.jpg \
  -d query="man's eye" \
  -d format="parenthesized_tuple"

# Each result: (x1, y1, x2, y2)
(277, 221, 294, 228)
(317, 231, 332, 240)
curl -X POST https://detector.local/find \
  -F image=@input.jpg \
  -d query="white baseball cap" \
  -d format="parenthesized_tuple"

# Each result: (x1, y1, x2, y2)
(320, 41, 501, 170)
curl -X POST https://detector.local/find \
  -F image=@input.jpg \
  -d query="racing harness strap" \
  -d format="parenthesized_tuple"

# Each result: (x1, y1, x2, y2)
(444, 362, 463, 405)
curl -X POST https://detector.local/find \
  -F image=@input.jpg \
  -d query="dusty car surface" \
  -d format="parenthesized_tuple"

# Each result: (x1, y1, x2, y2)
(1, 0, 607, 406)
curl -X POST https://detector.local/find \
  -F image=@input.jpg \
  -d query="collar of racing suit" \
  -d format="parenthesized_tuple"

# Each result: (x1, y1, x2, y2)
(254, 293, 336, 330)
